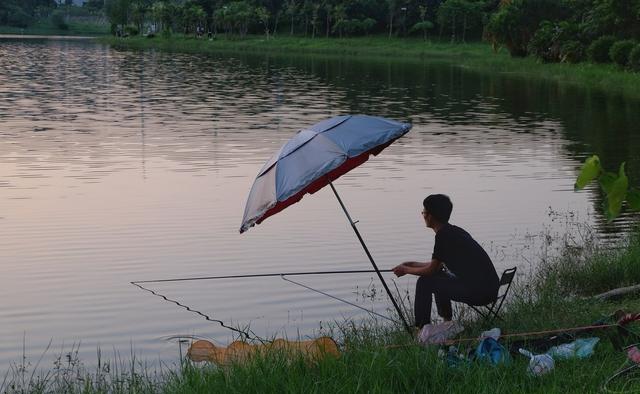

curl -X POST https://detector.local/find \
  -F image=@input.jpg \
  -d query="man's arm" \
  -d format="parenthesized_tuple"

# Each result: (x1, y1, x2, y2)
(393, 259, 443, 277)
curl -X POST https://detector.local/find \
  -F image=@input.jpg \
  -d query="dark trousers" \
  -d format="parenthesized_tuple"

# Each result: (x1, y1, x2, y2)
(414, 271, 497, 327)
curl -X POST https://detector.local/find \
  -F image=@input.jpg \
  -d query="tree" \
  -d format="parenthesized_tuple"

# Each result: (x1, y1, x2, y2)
(255, 6, 271, 38)
(411, 4, 433, 40)
(386, 0, 398, 38)
(310, 2, 320, 37)
(105, 0, 131, 33)
(130, 1, 148, 35)
(485, 0, 569, 56)
(436, 0, 483, 43)
(214, 1, 254, 37)
(331, 3, 347, 38)
(182, 2, 207, 35)
(323, 0, 332, 37)
(151, 1, 174, 34)
(301, 0, 313, 36)
(284, 0, 297, 35)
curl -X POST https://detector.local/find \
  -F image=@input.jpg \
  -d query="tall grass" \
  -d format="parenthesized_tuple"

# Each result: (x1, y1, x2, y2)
(0, 343, 162, 394)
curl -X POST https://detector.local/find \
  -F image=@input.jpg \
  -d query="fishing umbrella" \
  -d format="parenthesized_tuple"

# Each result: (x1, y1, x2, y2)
(240, 114, 412, 333)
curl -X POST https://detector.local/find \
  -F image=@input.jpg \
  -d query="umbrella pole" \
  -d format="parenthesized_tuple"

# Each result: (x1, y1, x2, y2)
(329, 182, 413, 335)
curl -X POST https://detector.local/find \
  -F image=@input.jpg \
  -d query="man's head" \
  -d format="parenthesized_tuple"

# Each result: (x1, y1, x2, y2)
(422, 194, 452, 228)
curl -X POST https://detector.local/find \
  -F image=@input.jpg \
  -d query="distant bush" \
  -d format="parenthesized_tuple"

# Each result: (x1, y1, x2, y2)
(50, 10, 68, 30)
(560, 40, 585, 63)
(610, 40, 636, 67)
(124, 25, 139, 36)
(528, 21, 559, 62)
(629, 45, 640, 72)
(587, 36, 616, 63)
(485, 0, 569, 57)
(528, 20, 583, 63)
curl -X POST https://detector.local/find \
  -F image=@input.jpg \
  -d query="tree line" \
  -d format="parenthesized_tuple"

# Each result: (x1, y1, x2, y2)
(103, 0, 495, 40)
(2, 0, 499, 41)
(3, 0, 640, 71)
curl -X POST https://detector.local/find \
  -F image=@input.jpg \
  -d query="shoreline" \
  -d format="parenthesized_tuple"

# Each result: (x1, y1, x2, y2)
(0, 34, 97, 40)
(99, 35, 640, 102)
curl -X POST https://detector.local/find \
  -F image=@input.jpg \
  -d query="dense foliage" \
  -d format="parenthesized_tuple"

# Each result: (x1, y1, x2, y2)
(0, 0, 56, 28)
(587, 35, 616, 63)
(487, 0, 640, 67)
(609, 39, 637, 67)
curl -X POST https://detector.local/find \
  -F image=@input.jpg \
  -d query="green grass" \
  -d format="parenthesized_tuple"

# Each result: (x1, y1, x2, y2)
(540, 231, 640, 297)
(99, 34, 640, 101)
(162, 226, 640, 393)
(4, 227, 640, 393)
(0, 21, 108, 36)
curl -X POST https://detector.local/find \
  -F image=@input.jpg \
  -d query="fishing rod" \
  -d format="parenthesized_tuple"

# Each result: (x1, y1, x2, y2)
(131, 268, 394, 285)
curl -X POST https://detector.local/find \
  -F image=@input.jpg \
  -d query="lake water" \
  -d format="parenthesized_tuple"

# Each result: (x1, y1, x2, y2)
(0, 37, 638, 369)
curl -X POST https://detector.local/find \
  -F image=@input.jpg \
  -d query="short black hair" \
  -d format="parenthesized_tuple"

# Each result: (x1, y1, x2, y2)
(423, 194, 452, 223)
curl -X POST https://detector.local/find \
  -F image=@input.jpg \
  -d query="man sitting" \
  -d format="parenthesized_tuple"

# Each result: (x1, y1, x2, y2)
(392, 194, 499, 328)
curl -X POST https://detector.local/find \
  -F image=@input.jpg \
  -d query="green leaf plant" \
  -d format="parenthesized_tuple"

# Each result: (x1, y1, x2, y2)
(575, 155, 640, 220)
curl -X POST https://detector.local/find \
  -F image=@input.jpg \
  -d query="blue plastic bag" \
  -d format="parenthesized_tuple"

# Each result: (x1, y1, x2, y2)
(476, 337, 510, 365)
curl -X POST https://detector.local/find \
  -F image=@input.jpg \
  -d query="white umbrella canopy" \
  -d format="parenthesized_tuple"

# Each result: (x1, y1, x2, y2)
(240, 114, 412, 233)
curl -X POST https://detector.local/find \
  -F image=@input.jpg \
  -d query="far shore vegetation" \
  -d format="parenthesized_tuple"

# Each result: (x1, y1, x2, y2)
(3, 1, 640, 100)
(3, 223, 640, 393)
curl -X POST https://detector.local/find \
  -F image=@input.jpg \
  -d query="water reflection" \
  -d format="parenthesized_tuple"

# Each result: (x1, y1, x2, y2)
(0, 37, 637, 368)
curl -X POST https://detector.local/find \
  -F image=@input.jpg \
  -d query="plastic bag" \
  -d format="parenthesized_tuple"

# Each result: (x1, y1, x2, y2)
(519, 348, 554, 376)
(476, 337, 510, 365)
(546, 337, 600, 359)
(418, 321, 464, 345)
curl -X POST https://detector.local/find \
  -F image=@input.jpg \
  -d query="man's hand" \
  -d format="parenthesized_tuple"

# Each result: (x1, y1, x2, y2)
(392, 263, 408, 277)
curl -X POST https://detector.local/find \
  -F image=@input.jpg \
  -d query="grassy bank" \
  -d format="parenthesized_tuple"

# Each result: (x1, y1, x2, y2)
(164, 226, 640, 393)
(0, 22, 108, 36)
(3, 226, 640, 393)
(100, 34, 640, 101)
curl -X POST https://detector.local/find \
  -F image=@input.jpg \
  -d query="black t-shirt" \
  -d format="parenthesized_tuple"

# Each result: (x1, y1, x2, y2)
(432, 224, 499, 293)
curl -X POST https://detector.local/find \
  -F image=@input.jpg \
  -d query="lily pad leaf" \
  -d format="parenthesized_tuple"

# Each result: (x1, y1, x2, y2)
(575, 155, 601, 190)
(605, 162, 628, 221)
(628, 187, 640, 211)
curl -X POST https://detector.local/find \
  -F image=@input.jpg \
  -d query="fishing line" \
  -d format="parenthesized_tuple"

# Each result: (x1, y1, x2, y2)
(131, 269, 400, 340)
(131, 281, 263, 342)
(280, 275, 395, 323)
